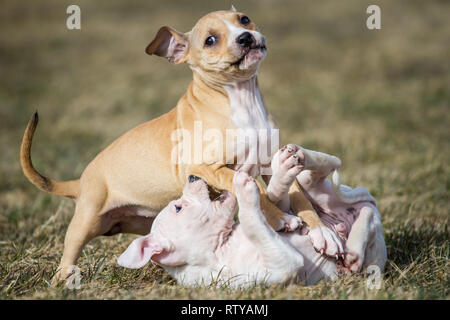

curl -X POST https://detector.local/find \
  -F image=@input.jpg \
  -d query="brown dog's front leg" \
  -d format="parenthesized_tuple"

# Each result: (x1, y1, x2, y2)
(288, 179, 324, 228)
(188, 165, 287, 230)
(289, 174, 344, 258)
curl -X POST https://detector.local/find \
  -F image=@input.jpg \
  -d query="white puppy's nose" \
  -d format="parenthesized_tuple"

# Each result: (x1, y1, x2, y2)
(188, 175, 201, 183)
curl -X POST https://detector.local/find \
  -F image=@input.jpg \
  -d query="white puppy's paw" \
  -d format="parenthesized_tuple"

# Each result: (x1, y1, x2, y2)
(233, 171, 260, 209)
(343, 251, 364, 273)
(269, 145, 304, 201)
(272, 144, 304, 179)
(280, 214, 302, 232)
(309, 226, 345, 259)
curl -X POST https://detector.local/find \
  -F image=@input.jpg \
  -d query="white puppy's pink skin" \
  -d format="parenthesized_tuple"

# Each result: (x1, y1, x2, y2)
(286, 145, 387, 273)
(118, 171, 338, 287)
(267, 144, 345, 258)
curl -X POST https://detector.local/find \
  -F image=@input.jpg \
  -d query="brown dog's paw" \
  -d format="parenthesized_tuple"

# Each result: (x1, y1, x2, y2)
(280, 214, 302, 232)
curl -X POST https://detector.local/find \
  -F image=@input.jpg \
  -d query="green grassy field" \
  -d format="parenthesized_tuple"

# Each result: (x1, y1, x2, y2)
(0, 0, 448, 299)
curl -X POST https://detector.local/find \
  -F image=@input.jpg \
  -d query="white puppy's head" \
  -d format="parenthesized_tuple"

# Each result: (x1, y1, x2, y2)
(118, 176, 236, 269)
(145, 7, 267, 84)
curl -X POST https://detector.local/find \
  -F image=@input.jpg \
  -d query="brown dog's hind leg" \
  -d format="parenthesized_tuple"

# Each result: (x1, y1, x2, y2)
(52, 200, 108, 286)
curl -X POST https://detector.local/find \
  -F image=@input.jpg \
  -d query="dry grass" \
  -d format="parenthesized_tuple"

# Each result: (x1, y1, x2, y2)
(0, 0, 448, 299)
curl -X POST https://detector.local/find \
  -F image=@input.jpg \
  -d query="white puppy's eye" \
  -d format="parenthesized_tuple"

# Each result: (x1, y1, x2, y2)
(205, 36, 217, 47)
(175, 205, 182, 213)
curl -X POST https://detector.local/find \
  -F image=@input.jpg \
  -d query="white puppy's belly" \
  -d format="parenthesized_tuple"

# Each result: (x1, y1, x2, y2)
(282, 232, 338, 285)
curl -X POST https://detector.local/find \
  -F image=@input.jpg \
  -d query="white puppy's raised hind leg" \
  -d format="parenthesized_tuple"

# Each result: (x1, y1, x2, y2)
(344, 206, 384, 273)
(267, 145, 303, 207)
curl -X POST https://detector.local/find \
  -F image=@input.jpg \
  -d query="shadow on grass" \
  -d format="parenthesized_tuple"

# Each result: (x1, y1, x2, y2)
(383, 221, 448, 298)
(385, 221, 448, 269)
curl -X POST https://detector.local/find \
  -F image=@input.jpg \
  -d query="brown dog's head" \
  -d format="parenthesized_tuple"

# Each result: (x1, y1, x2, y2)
(146, 6, 266, 85)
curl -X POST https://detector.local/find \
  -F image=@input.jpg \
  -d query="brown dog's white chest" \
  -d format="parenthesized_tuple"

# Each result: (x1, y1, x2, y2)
(224, 77, 277, 176)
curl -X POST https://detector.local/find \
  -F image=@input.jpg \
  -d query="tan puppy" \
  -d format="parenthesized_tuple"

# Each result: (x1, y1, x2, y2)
(20, 7, 330, 283)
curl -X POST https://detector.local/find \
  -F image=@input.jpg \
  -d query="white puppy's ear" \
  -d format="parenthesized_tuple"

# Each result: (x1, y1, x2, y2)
(117, 234, 163, 269)
(230, 4, 237, 12)
(146, 26, 189, 64)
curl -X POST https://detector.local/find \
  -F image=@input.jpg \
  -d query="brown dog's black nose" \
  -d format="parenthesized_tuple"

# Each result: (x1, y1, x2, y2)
(236, 32, 255, 48)
(188, 175, 201, 183)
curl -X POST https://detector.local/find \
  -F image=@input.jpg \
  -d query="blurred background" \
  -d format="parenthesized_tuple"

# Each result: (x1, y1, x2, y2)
(0, 0, 448, 299)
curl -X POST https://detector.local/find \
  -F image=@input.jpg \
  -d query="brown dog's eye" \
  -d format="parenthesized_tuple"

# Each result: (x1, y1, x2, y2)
(240, 16, 250, 25)
(175, 205, 182, 213)
(205, 36, 217, 46)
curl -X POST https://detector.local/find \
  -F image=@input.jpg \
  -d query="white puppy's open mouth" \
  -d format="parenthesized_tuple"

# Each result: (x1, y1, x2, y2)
(208, 185, 231, 203)
(193, 178, 233, 208)
(216, 190, 231, 203)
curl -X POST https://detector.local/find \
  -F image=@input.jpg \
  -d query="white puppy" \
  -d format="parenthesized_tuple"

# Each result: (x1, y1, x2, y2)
(118, 146, 387, 287)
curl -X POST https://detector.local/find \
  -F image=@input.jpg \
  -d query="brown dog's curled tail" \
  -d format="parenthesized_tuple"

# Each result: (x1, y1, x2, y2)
(20, 112, 80, 199)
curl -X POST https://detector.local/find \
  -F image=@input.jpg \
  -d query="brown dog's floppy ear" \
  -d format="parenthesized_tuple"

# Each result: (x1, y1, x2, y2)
(146, 26, 189, 64)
